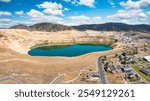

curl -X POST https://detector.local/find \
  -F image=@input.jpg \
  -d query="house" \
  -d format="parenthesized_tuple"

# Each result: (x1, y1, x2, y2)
(127, 70, 137, 79)
(103, 61, 115, 73)
(143, 56, 150, 62)
(123, 67, 132, 72)
(140, 67, 150, 76)
(107, 62, 115, 73)
(129, 70, 137, 75)
(121, 65, 132, 72)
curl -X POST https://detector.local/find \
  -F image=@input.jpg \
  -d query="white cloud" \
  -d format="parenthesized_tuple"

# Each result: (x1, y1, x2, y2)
(27, 9, 62, 24)
(107, 9, 148, 24)
(15, 10, 25, 16)
(68, 15, 101, 25)
(64, 8, 69, 11)
(64, 0, 78, 5)
(64, 0, 71, 2)
(147, 12, 150, 15)
(78, 0, 95, 8)
(0, 0, 10, 3)
(120, 0, 150, 9)
(107, 0, 150, 24)
(0, 18, 32, 28)
(43, 9, 63, 16)
(27, 9, 44, 18)
(0, 19, 14, 28)
(92, 16, 101, 21)
(37, 1, 64, 16)
(108, 0, 115, 7)
(0, 18, 12, 23)
(69, 15, 90, 23)
(64, 0, 95, 8)
(37, 1, 63, 10)
(0, 11, 12, 16)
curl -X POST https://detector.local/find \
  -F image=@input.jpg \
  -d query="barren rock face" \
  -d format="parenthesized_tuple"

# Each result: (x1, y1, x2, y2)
(0, 29, 123, 84)
(0, 29, 116, 54)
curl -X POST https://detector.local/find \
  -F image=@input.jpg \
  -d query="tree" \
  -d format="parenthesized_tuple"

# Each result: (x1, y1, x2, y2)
(104, 62, 109, 71)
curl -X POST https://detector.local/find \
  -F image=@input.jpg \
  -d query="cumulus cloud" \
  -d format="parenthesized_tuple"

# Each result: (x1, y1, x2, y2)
(27, 9, 62, 24)
(120, 0, 150, 9)
(69, 15, 90, 23)
(0, 19, 14, 28)
(78, 0, 95, 8)
(64, 8, 69, 11)
(15, 10, 25, 16)
(64, 0, 95, 8)
(0, 18, 32, 28)
(27, 9, 44, 18)
(37, 1, 64, 16)
(107, 0, 150, 24)
(108, 0, 115, 7)
(107, 9, 148, 24)
(0, 18, 12, 24)
(92, 16, 101, 21)
(64, 0, 71, 2)
(0, 0, 10, 3)
(68, 15, 101, 25)
(0, 11, 12, 16)
(64, 0, 78, 5)
(43, 9, 63, 16)
(37, 2, 62, 10)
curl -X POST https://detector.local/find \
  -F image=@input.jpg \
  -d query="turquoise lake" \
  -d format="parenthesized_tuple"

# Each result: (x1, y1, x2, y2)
(28, 44, 112, 57)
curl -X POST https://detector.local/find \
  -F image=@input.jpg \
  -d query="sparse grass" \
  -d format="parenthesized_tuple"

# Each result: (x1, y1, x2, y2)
(106, 72, 124, 84)
(129, 77, 139, 82)
(30, 42, 113, 50)
(132, 65, 150, 83)
(139, 58, 148, 63)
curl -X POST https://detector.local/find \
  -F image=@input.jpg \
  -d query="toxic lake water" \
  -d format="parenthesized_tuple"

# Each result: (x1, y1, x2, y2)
(28, 44, 112, 57)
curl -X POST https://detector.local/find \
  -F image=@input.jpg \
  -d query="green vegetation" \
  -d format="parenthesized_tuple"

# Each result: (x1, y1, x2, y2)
(77, 43, 111, 46)
(37, 45, 72, 50)
(30, 43, 49, 49)
(139, 58, 148, 63)
(132, 65, 150, 83)
(129, 77, 140, 82)
(31, 42, 113, 50)
(126, 49, 134, 55)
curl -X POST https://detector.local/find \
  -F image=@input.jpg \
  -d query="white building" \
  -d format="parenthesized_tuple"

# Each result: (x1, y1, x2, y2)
(144, 56, 150, 62)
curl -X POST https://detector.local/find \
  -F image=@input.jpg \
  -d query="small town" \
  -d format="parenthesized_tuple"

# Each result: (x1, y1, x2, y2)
(77, 35, 150, 84)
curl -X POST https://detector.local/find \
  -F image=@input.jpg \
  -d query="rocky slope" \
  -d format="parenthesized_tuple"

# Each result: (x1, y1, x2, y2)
(10, 23, 72, 32)
(0, 29, 126, 84)
(10, 22, 150, 33)
(0, 29, 116, 54)
(73, 22, 150, 32)
(10, 24, 28, 30)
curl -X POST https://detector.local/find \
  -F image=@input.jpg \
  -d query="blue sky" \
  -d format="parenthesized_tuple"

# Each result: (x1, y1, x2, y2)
(0, 0, 150, 28)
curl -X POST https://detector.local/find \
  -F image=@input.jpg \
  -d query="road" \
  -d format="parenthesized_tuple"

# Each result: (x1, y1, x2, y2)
(96, 46, 146, 84)
(97, 57, 109, 84)
(50, 74, 64, 84)
(0, 76, 21, 84)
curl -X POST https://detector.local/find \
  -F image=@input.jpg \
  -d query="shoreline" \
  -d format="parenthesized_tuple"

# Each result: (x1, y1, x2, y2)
(0, 29, 126, 83)
(28, 42, 113, 57)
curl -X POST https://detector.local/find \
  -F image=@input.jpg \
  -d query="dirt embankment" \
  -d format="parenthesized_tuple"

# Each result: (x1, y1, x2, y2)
(0, 29, 116, 54)
(0, 29, 125, 84)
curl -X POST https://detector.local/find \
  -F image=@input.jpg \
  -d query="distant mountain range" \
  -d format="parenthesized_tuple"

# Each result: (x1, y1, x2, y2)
(10, 22, 150, 32)
(10, 23, 72, 32)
